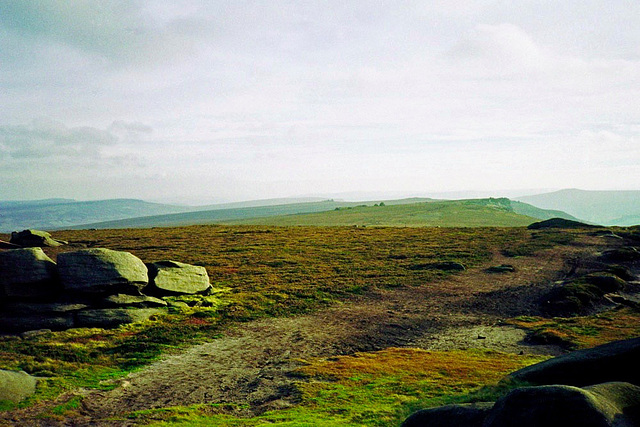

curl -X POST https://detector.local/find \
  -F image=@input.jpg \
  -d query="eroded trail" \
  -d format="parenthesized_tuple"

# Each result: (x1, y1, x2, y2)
(77, 243, 591, 425)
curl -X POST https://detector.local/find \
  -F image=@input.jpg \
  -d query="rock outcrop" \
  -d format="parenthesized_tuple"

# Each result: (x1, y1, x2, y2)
(146, 260, 211, 295)
(483, 382, 640, 427)
(0, 370, 37, 403)
(9, 229, 67, 247)
(57, 248, 148, 295)
(0, 247, 213, 333)
(403, 338, 640, 427)
(505, 337, 640, 387)
(0, 248, 60, 299)
(527, 218, 597, 230)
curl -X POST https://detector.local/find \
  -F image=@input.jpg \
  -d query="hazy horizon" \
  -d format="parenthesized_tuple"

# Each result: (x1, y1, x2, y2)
(1, 2, 638, 203)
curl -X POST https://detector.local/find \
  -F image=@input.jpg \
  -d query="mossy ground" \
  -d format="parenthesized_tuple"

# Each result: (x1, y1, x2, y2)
(122, 348, 546, 426)
(509, 307, 640, 349)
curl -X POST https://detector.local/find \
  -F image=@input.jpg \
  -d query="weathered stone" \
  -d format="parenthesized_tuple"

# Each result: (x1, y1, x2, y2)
(402, 402, 493, 427)
(0, 240, 20, 249)
(584, 273, 626, 293)
(486, 264, 516, 273)
(2, 302, 89, 314)
(601, 247, 640, 262)
(0, 370, 37, 403)
(57, 248, 148, 295)
(505, 337, 640, 387)
(146, 261, 211, 295)
(0, 314, 74, 333)
(75, 308, 164, 329)
(527, 218, 597, 230)
(9, 229, 66, 247)
(20, 329, 52, 339)
(102, 294, 167, 308)
(0, 248, 60, 299)
(483, 382, 640, 427)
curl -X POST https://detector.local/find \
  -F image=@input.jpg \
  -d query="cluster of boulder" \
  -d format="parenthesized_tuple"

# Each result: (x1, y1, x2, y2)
(0, 244, 212, 333)
(403, 337, 640, 427)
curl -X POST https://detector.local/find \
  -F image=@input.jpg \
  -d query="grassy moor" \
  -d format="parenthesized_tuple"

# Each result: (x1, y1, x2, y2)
(1, 223, 639, 425)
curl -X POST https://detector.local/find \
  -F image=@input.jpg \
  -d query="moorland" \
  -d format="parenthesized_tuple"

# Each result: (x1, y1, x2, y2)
(0, 220, 639, 426)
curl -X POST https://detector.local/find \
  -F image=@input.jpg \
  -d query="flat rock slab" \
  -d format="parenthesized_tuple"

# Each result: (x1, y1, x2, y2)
(76, 308, 165, 329)
(0, 248, 60, 299)
(0, 370, 37, 403)
(146, 261, 211, 295)
(102, 294, 167, 308)
(0, 314, 74, 333)
(57, 248, 148, 295)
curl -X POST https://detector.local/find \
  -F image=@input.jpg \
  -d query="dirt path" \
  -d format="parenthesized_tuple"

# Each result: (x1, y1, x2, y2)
(73, 243, 593, 425)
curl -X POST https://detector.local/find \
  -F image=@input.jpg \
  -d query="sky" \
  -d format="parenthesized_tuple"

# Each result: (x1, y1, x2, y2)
(1, 1, 639, 204)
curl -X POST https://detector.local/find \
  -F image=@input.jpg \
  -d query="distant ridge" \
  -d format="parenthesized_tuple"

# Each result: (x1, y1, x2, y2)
(0, 199, 192, 232)
(516, 189, 640, 226)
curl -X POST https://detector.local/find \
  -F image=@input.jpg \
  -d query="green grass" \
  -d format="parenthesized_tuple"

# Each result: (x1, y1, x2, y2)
(221, 200, 538, 227)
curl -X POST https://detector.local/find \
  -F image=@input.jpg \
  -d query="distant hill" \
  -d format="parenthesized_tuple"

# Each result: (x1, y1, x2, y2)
(0, 199, 193, 232)
(516, 189, 640, 226)
(221, 198, 547, 227)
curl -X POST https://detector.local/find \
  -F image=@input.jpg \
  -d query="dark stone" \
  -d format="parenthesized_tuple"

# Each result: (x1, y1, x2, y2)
(505, 337, 640, 387)
(0, 314, 74, 332)
(9, 229, 66, 247)
(0, 248, 60, 299)
(486, 265, 516, 273)
(527, 218, 598, 230)
(601, 247, 640, 262)
(402, 402, 493, 427)
(483, 382, 640, 427)
(75, 308, 164, 329)
(0, 240, 21, 249)
(2, 302, 89, 314)
(584, 273, 626, 293)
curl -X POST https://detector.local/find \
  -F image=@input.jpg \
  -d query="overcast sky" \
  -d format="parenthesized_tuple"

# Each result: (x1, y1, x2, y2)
(1, 1, 639, 204)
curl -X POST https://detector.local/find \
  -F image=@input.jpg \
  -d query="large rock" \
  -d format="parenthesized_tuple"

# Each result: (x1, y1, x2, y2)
(483, 382, 640, 427)
(75, 308, 164, 329)
(146, 261, 211, 295)
(9, 229, 66, 247)
(0, 370, 37, 403)
(527, 218, 597, 230)
(402, 402, 493, 427)
(505, 337, 640, 387)
(0, 248, 60, 299)
(57, 249, 148, 295)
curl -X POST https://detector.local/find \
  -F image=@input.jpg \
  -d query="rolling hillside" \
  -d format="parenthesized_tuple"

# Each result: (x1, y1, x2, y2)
(222, 199, 540, 227)
(516, 189, 640, 226)
(0, 199, 193, 232)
